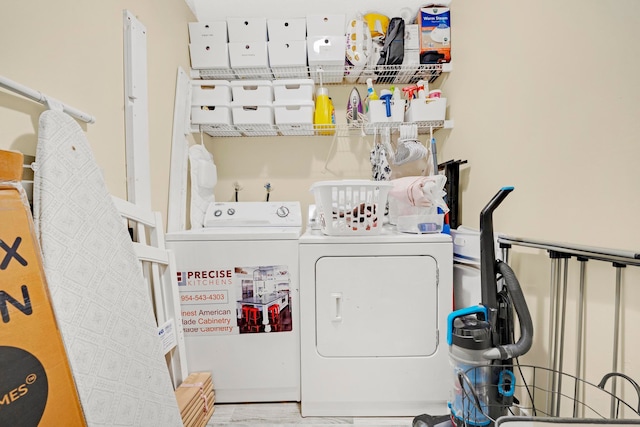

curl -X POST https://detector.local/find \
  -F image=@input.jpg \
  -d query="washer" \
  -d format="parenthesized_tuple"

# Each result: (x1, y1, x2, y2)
(299, 226, 453, 417)
(165, 201, 302, 403)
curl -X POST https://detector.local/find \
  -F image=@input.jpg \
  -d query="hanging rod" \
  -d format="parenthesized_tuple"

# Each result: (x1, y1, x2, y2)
(0, 75, 95, 124)
(497, 234, 640, 266)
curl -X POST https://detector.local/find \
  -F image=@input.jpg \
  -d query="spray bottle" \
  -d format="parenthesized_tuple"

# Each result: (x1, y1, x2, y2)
(364, 78, 379, 113)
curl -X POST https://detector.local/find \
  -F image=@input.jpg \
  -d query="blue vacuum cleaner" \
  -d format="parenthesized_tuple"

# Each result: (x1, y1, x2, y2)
(414, 187, 534, 427)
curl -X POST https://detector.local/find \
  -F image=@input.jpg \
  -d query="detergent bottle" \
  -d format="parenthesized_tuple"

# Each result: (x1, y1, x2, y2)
(314, 86, 335, 135)
(364, 78, 379, 113)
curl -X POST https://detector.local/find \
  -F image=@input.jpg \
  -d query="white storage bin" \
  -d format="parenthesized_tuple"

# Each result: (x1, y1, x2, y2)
(272, 79, 314, 102)
(267, 18, 306, 41)
(227, 17, 267, 42)
(189, 42, 231, 70)
(306, 14, 346, 36)
(191, 102, 232, 126)
(191, 80, 231, 105)
(188, 21, 228, 43)
(231, 102, 277, 136)
(273, 100, 314, 135)
(228, 42, 272, 79)
(191, 102, 241, 136)
(311, 180, 393, 235)
(364, 99, 406, 133)
(307, 36, 346, 83)
(230, 80, 273, 104)
(268, 41, 308, 79)
(405, 97, 447, 123)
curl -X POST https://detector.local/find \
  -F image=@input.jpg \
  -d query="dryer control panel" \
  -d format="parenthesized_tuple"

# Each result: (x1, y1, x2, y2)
(204, 201, 301, 227)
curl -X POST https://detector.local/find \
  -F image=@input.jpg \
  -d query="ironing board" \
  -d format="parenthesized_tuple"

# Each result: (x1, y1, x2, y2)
(33, 110, 182, 426)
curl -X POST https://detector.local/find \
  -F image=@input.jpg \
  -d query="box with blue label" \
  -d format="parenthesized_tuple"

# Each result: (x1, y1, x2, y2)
(417, 6, 451, 63)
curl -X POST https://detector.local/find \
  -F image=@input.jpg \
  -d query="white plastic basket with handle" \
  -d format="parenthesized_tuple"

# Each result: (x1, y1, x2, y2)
(310, 180, 392, 235)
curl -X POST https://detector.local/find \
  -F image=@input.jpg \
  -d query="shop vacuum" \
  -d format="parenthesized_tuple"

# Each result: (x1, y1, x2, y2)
(413, 187, 534, 427)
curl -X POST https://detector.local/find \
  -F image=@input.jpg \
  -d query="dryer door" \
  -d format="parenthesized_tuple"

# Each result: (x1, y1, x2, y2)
(315, 255, 439, 357)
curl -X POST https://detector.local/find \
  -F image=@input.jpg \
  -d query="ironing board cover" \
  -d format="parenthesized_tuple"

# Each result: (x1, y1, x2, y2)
(33, 110, 182, 426)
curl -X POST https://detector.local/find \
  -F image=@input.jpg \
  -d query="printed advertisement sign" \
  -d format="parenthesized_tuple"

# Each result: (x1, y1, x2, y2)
(178, 264, 292, 336)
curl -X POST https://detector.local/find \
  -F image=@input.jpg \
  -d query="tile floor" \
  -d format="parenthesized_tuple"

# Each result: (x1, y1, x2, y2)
(205, 402, 416, 427)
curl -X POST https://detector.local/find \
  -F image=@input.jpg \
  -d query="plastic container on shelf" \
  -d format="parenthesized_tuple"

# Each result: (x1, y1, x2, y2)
(313, 86, 334, 135)
(310, 180, 393, 236)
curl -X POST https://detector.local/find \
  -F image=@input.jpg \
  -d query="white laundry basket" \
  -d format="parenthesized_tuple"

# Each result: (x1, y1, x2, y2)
(311, 180, 392, 235)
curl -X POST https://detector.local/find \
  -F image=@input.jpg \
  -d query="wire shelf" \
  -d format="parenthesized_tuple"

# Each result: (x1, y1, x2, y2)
(454, 364, 640, 427)
(197, 119, 452, 138)
(193, 63, 451, 85)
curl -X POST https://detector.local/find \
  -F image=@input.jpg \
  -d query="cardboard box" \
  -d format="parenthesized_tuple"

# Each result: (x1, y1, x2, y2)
(228, 42, 273, 79)
(227, 17, 268, 42)
(306, 14, 346, 36)
(0, 149, 86, 426)
(189, 42, 231, 70)
(268, 41, 308, 79)
(307, 35, 346, 83)
(417, 6, 451, 63)
(267, 18, 306, 41)
(188, 21, 228, 43)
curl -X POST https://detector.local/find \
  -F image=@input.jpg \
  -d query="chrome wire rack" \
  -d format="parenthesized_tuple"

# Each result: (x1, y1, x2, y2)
(454, 364, 640, 427)
(194, 63, 452, 85)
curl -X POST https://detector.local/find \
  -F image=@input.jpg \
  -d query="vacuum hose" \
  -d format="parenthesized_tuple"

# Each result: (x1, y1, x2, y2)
(483, 260, 534, 360)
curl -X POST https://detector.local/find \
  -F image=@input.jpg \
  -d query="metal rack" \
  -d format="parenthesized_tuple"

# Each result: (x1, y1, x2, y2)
(192, 62, 453, 85)
(498, 235, 640, 420)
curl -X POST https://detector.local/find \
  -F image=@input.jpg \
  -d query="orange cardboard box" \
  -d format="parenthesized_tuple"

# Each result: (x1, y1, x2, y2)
(0, 149, 86, 426)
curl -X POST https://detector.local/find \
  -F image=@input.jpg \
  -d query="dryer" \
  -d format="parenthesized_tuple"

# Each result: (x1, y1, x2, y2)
(165, 202, 302, 403)
(299, 226, 453, 417)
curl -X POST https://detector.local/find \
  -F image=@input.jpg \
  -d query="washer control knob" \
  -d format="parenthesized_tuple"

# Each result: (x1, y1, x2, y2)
(227, 208, 236, 216)
(276, 206, 290, 218)
(214, 209, 222, 217)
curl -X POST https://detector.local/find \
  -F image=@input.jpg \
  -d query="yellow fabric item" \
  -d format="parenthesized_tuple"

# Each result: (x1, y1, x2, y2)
(363, 13, 389, 39)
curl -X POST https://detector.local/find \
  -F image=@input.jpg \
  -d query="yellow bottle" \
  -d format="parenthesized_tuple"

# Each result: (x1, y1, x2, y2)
(314, 87, 335, 135)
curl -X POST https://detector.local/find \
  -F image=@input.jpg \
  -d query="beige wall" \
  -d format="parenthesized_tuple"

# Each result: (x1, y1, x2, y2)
(2, 0, 639, 409)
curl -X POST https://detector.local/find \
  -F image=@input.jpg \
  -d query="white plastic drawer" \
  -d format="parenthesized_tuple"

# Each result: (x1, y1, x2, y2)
(191, 80, 231, 105)
(230, 80, 273, 104)
(191, 103, 232, 126)
(272, 79, 314, 102)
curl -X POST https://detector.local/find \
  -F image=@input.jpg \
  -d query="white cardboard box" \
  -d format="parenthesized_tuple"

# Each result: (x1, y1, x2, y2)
(267, 18, 306, 41)
(307, 35, 346, 83)
(227, 17, 268, 42)
(189, 42, 231, 70)
(268, 41, 308, 79)
(306, 14, 346, 36)
(228, 42, 272, 79)
(188, 21, 228, 43)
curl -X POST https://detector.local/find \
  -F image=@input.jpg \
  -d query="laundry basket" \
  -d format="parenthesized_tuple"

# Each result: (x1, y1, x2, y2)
(310, 180, 392, 236)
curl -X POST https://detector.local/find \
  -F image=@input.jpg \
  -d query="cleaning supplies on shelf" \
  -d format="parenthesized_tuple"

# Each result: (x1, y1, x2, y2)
(314, 86, 335, 135)
(346, 87, 363, 125)
(364, 78, 379, 113)
(379, 89, 393, 118)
